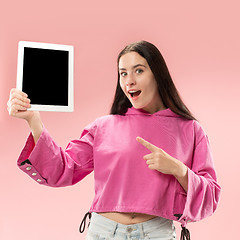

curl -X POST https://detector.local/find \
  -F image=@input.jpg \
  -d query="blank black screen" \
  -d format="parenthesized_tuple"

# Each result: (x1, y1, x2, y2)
(22, 47, 69, 106)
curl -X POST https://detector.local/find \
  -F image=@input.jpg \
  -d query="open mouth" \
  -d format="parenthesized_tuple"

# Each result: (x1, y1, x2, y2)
(128, 90, 142, 98)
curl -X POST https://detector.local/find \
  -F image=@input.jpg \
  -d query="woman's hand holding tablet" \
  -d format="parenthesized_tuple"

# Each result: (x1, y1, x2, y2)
(7, 88, 43, 143)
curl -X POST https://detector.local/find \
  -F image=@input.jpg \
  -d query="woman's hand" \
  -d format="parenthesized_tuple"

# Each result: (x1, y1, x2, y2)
(7, 88, 33, 120)
(136, 136, 188, 192)
(7, 88, 43, 143)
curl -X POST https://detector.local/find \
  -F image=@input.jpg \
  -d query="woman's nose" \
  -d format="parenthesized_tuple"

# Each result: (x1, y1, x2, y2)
(125, 74, 136, 86)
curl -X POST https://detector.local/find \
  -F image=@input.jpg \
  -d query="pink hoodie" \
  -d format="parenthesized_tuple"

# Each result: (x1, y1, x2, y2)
(17, 107, 220, 227)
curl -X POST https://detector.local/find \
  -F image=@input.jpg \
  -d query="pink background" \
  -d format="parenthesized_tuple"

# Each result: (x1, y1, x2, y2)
(0, 0, 239, 239)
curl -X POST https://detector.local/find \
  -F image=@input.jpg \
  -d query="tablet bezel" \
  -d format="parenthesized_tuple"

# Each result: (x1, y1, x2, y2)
(17, 41, 74, 112)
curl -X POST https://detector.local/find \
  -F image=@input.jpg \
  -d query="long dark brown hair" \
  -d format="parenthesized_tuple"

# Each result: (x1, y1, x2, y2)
(110, 40, 196, 121)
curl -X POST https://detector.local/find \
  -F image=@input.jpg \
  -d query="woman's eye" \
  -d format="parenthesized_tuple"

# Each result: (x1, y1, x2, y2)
(136, 69, 143, 74)
(120, 72, 127, 77)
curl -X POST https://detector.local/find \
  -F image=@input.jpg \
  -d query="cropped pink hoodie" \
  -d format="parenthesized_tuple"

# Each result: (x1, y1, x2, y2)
(17, 107, 220, 228)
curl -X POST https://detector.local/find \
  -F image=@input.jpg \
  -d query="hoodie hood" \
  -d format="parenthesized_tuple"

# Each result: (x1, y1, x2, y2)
(125, 107, 181, 118)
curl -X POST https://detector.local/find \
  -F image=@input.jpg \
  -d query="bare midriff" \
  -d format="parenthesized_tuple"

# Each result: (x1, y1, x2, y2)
(98, 212, 157, 225)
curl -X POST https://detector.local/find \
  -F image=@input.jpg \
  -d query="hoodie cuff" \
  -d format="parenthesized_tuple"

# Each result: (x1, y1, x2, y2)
(17, 127, 48, 185)
(178, 167, 203, 226)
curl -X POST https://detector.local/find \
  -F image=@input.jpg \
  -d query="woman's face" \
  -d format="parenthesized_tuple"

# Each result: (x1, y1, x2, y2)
(119, 52, 164, 114)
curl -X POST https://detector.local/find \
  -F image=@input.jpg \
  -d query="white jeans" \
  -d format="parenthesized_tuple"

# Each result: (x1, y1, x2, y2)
(86, 212, 176, 240)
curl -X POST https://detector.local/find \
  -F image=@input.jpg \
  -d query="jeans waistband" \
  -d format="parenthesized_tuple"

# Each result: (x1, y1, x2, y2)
(89, 212, 174, 238)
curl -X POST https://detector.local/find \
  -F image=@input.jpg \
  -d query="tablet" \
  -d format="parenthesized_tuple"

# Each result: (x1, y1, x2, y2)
(17, 41, 74, 112)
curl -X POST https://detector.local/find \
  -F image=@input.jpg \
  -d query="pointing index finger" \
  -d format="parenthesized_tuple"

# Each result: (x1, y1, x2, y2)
(136, 137, 159, 152)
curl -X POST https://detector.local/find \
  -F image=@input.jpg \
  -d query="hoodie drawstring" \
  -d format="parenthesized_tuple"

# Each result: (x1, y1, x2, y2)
(79, 212, 92, 233)
(180, 226, 191, 240)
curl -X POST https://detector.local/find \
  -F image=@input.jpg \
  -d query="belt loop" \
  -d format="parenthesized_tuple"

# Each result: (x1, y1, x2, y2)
(110, 223, 118, 238)
(140, 223, 145, 238)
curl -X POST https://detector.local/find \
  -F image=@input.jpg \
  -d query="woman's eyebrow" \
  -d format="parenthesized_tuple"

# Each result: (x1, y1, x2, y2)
(119, 64, 147, 71)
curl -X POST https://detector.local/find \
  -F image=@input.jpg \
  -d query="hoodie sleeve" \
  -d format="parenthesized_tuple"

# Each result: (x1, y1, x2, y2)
(179, 121, 221, 226)
(17, 122, 96, 187)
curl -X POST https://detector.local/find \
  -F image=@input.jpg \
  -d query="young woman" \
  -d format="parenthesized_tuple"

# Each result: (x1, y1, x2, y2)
(8, 41, 220, 240)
